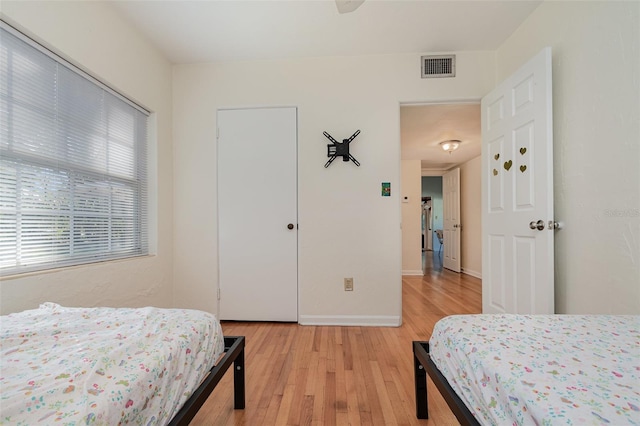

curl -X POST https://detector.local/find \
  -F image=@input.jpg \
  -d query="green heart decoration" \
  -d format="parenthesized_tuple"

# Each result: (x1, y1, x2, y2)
(504, 160, 512, 171)
(494, 153, 500, 160)
(520, 147, 527, 155)
(493, 169, 498, 176)
(520, 165, 527, 173)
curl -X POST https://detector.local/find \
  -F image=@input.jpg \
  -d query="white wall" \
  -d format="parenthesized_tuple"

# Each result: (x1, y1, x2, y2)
(496, 1, 640, 313)
(460, 156, 482, 278)
(173, 52, 496, 324)
(0, 2, 174, 314)
(401, 160, 422, 275)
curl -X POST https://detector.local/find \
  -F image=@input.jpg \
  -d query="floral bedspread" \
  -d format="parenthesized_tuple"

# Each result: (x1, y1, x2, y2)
(0, 303, 224, 425)
(429, 314, 640, 425)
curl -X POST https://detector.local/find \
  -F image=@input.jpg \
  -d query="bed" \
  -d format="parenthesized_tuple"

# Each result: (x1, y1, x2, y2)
(413, 314, 640, 425)
(0, 303, 245, 425)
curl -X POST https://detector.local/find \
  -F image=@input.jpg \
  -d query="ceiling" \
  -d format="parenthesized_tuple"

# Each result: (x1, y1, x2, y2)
(111, 0, 540, 173)
(401, 103, 480, 173)
(113, 0, 541, 64)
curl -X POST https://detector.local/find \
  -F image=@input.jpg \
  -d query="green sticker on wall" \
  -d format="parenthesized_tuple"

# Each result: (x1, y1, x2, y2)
(381, 182, 391, 197)
(504, 160, 513, 171)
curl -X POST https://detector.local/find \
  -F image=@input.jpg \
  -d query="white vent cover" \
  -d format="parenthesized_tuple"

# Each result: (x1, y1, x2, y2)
(421, 55, 456, 78)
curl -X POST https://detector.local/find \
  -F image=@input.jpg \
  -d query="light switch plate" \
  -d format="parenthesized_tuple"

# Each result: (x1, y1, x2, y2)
(344, 278, 354, 291)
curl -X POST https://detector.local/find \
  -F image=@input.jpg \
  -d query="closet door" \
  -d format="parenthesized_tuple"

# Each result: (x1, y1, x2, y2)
(217, 107, 298, 321)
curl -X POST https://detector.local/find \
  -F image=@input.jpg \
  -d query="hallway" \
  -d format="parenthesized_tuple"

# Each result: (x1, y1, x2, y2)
(422, 249, 444, 275)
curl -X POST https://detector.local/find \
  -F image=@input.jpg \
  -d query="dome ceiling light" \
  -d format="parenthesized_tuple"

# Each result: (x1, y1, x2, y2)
(439, 139, 461, 153)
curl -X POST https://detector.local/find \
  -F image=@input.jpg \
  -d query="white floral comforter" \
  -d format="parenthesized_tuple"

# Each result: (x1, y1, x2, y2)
(429, 314, 640, 425)
(0, 303, 224, 425)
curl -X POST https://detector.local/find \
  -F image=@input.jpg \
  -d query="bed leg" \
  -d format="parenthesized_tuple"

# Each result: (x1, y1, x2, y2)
(414, 352, 428, 419)
(234, 347, 245, 409)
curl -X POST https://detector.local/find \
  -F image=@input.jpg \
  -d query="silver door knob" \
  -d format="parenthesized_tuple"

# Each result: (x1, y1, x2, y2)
(529, 220, 545, 231)
(548, 221, 563, 230)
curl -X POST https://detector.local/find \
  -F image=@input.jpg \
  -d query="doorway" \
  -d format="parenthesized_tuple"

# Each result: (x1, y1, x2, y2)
(422, 197, 432, 252)
(400, 103, 481, 277)
(421, 177, 443, 254)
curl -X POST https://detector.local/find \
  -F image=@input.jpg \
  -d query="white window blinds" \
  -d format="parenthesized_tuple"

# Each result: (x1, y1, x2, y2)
(0, 22, 149, 275)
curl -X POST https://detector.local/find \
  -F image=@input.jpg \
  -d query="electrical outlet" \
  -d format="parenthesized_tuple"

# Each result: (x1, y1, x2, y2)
(344, 278, 354, 291)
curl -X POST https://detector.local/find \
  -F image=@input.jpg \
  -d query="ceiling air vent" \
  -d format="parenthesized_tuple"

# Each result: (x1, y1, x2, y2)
(421, 55, 456, 78)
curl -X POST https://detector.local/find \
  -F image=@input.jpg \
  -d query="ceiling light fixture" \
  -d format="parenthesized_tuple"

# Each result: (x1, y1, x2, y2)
(335, 0, 365, 14)
(440, 140, 461, 153)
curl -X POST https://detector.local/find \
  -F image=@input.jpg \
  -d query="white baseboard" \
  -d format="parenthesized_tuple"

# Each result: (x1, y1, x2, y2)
(402, 269, 423, 276)
(461, 268, 482, 279)
(299, 315, 401, 327)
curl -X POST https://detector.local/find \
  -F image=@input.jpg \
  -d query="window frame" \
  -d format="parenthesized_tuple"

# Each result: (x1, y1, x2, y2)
(0, 20, 150, 276)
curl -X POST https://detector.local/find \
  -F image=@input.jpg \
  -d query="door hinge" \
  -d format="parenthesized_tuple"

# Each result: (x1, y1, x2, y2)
(217, 288, 221, 300)
(216, 127, 220, 140)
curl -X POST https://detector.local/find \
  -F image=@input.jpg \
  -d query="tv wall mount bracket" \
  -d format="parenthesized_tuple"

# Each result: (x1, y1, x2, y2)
(323, 129, 361, 168)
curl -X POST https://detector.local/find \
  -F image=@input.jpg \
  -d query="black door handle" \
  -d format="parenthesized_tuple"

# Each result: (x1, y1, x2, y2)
(287, 223, 295, 230)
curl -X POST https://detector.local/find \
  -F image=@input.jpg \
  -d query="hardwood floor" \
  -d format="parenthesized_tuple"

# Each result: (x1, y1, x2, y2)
(191, 256, 481, 425)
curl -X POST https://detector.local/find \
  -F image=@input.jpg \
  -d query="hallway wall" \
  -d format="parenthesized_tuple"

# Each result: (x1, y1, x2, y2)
(460, 156, 482, 278)
(401, 160, 422, 275)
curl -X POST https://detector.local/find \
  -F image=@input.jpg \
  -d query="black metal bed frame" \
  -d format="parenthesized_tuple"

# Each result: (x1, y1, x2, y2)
(169, 336, 246, 425)
(413, 341, 480, 426)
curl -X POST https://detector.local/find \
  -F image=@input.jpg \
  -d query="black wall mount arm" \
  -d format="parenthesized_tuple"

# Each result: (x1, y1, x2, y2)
(323, 129, 361, 168)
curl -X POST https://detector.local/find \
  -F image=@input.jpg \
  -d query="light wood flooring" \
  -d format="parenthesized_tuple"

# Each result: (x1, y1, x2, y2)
(191, 253, 481, 425)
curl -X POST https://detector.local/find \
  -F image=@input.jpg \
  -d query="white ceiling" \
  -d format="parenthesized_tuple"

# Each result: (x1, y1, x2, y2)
(112, 0, 540, 172)
(401, 103, 480, 173)
(113, 0, 541, 64)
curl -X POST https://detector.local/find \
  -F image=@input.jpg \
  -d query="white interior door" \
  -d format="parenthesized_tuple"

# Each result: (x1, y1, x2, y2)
(481, 47, 554, 314)
(443, 168, 461, 272)
(218, 107, 298, 321)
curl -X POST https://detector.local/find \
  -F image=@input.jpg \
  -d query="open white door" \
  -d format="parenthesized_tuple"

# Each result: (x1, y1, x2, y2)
(481, 47, 554, 314)
(443, 168, 461, 272)
(218, 107, 298, 321)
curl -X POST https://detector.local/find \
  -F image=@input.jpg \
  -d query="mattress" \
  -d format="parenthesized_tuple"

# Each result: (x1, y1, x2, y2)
(429, 314, 640, 425)
(0, 303, 224, 425)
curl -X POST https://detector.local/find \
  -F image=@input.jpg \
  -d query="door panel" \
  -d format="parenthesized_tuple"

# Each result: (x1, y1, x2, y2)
(218, 107, 298, 321)
(481, 47, 554, 314)
(488, 235, 506, 311)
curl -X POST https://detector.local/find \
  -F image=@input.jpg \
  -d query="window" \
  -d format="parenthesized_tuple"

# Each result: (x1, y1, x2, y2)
(0, 22, 149, 275)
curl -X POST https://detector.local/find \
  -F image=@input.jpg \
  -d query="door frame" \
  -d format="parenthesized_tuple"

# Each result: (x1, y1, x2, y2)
(399, 99, 481, 276)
